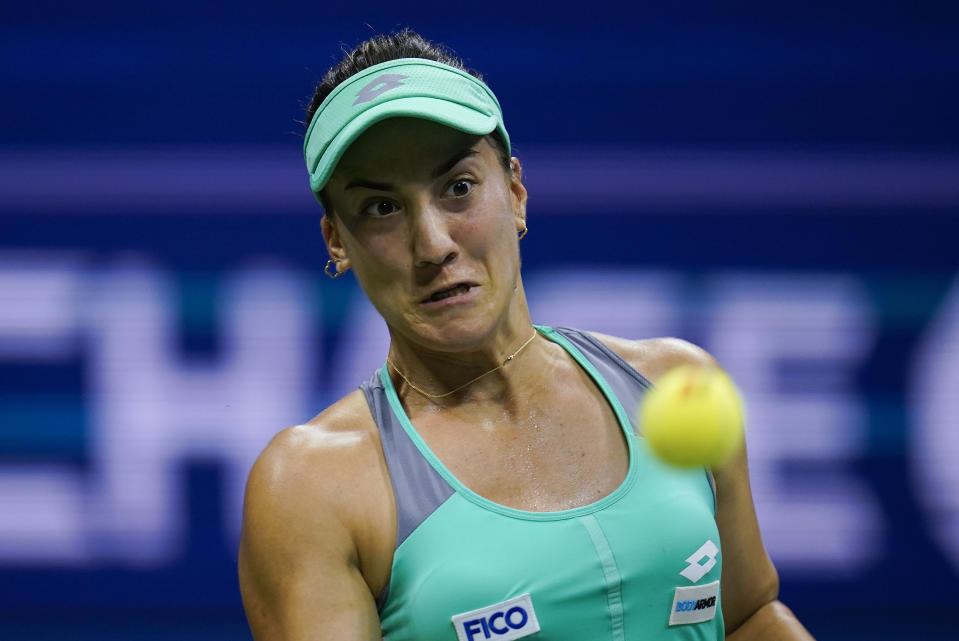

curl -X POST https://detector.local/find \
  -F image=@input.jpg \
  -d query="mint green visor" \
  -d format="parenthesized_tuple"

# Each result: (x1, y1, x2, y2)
(303, 58, 510, 201)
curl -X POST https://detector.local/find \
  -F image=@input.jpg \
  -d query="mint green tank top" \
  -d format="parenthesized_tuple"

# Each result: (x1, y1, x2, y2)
(360, 326, 724, 641)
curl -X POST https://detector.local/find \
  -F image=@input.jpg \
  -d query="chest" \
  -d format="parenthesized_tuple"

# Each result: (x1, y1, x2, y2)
(410, 384, 630, 512)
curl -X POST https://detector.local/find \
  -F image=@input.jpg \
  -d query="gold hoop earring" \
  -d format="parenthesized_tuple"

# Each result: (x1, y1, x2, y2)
(518, 225, 528, 240)
(324, 258, 343, 279)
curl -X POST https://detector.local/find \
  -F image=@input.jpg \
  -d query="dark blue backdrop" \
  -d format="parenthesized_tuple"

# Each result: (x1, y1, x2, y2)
(2, 2, 958, 639)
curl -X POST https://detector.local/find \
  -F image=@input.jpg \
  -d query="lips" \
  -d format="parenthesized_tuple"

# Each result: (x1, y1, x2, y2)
(422, 282, 476, 303)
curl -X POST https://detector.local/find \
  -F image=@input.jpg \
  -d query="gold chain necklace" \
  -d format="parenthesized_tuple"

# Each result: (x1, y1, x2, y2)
(387, 330, 538, 400)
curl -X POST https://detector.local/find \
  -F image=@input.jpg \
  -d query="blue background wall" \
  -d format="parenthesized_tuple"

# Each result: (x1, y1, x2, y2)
(2, 2, 958, 639)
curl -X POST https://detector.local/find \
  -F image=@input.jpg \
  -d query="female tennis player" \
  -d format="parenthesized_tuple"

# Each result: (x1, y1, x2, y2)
(238, 30, 815, 641)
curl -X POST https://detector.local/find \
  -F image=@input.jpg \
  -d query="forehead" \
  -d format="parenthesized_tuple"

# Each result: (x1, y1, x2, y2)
(331, 118, 488, 185)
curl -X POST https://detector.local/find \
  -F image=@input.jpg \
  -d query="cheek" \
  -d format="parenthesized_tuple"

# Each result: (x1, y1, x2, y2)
(347, 260, 408, 323)
(467, 183, 520, 240)
(340, 218, 406, 270)
(350, 246, 405, 290)
(459, 214, 521, 280)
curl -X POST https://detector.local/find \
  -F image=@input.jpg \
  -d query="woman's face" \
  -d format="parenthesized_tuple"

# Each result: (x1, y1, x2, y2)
(322, 117, 528, 353)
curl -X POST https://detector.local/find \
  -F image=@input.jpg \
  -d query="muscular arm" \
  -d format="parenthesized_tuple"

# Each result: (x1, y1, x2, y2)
(238, 392, 395, 641)
(593, 334, 815, 640)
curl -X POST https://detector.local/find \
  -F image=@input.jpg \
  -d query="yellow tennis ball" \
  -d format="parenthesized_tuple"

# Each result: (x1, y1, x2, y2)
(640, 364, 745, 468)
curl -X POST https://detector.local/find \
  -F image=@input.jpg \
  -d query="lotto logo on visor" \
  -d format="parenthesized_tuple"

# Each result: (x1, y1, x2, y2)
(451, 593, 541, 641)
(353, 73, 409, 105)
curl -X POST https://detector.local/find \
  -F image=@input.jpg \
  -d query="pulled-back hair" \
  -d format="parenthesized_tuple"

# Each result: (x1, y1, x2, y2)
(305, 29, 512, 187)
(306, 29, 483, 126)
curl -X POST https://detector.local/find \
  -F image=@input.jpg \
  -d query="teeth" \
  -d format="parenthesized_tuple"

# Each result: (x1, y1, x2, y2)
(431, 284, 470, 301)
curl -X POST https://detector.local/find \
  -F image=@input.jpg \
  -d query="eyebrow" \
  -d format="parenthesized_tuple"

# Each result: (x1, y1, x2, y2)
(431, 148, 479, 179)
(344, 147, 480, 192)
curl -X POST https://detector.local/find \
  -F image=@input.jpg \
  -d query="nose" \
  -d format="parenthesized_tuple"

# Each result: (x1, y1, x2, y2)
(409, 204, 457, 268)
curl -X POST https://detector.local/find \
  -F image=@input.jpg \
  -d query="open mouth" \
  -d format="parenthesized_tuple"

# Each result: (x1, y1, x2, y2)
(424, 283, 473, 303)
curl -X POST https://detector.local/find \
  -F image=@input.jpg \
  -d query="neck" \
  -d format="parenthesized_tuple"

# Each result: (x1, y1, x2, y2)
(386, 315, 542, 404)
(388, 327, 539, 402)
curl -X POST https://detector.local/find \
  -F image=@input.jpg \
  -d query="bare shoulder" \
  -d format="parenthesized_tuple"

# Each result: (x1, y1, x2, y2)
(589, 332, 719, 383)
(239, 390, 395, 628)
(244, 389, 386, 528)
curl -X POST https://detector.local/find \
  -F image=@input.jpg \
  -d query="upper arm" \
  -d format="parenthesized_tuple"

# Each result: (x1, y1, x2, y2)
(238, 405, 392, 641)
(591, 333, 781, 632)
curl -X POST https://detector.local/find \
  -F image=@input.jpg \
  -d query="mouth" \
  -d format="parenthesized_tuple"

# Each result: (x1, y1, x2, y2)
(421, 282, 477, 304)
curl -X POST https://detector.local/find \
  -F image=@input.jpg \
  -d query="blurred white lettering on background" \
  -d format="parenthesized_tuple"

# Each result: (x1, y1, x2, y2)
(0, 257, 890, 575)
(0, 256, 314, 564)
(705, 275, 882, 573)
(910, 277, 959, 573)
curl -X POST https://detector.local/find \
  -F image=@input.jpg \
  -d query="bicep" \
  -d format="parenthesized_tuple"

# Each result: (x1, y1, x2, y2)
(239, 540, 381, 641)
(238, 448, 382, 641)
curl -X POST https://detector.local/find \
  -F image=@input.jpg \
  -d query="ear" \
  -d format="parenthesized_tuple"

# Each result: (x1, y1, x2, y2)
(320, 215, 352, 273)
(508, 157, 528, 232)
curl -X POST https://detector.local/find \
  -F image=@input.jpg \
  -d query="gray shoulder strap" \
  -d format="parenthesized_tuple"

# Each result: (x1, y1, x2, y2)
(360, 369, 455, 550)
(551, 326, 653, 429)
(552, 327, 717, 511)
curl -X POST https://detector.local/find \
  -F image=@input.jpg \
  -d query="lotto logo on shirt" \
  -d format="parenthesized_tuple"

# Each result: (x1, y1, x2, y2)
(451, 593, 541, 641)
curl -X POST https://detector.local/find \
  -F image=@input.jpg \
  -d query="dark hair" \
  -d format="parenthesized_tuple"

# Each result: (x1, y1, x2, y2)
(306, 29, 483, 127)
(306, 29, 512, 212)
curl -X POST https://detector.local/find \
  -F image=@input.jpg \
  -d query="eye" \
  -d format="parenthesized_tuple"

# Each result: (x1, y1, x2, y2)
(362, 199, 399, 217)
(446, 179, 474, 198)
